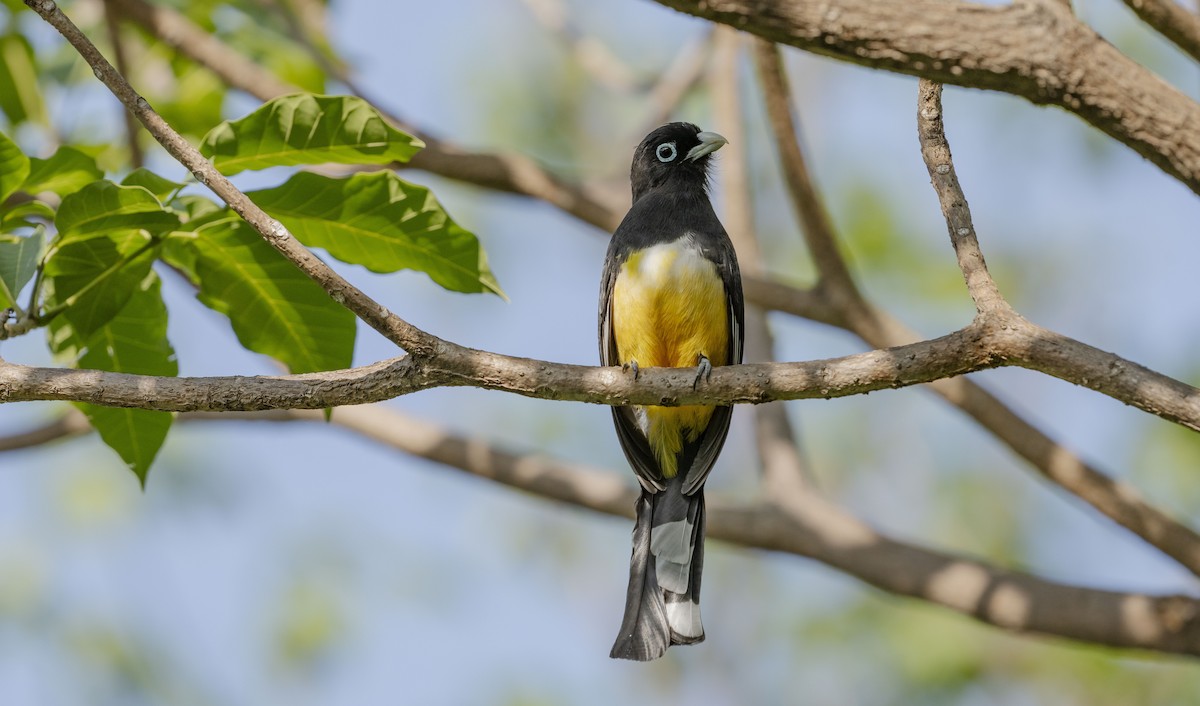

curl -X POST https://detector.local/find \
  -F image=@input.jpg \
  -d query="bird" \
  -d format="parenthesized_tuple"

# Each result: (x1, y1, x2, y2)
(598, 122, 744, 661)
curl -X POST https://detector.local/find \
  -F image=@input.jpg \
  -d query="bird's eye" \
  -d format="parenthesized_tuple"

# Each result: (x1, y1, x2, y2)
(656, 142, 677, 163)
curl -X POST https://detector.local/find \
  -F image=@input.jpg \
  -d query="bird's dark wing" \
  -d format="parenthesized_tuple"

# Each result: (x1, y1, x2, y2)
(681, 226, 744, 497)
(599, 240, 666, 493)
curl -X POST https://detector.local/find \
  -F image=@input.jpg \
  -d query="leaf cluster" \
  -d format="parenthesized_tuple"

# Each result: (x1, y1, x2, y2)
(1, 93, 502, 482)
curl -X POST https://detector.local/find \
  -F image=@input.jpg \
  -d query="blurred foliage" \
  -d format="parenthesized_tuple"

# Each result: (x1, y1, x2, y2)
(272, 580, 346, 672)
(1134, 417, 1200, 518)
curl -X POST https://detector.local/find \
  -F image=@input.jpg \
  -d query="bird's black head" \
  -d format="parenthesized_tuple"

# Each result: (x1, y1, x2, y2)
(629, 122, 728, 203)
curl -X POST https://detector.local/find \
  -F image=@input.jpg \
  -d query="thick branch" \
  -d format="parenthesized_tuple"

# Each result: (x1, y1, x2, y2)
(654, 0, 1200, 196)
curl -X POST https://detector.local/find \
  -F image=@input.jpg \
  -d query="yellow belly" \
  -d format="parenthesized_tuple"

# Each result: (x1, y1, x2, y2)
(611, 237, 729, 478)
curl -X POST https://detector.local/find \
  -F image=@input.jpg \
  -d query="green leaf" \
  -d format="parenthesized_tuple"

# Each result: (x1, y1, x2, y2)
(248, 171, 503, 296)
(121, 168, 185, 201)
(22, 146, 103, 197)
(48, 273, 177, 485)
(199, 94, 423, 175)
(55, 181, 180, 245)
(159, 197, 225, 283)
(166, 216, 355, 373)
(44, 230, 158, 336)
(0, 33, 46, 127)
(0, 200, 55, 232)
(0, 229, 43, 308)
(0, 129, 30, 203)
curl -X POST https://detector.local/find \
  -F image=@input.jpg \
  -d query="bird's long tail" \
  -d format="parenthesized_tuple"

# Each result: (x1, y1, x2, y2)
(610, 480, 706, 661)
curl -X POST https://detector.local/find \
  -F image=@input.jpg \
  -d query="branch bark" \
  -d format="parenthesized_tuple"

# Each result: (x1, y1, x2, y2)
(5, 314, 1200, 436)
(917, 80, 1009, 315)
(653, 0, 1200, 197)
(1120, 0, 1200, 63)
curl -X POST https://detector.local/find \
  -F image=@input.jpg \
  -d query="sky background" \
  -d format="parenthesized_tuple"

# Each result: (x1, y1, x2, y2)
(3, 0, 1200, 704)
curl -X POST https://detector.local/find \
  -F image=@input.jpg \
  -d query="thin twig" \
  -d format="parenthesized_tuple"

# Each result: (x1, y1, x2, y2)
(916, 80, 1009, 316)
(915, 78, 1200, 574)
(751, 40, 883, 340)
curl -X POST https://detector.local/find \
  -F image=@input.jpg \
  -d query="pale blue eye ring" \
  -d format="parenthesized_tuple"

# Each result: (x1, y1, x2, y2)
(656, 142, 677, 162)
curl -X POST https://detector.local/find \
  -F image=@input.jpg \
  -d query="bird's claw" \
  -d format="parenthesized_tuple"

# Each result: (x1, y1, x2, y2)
(622, 359, 641, 381)
(693, 355, 712, 390)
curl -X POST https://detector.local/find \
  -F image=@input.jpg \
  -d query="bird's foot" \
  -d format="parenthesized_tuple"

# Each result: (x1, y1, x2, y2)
(622, 359, 641, 381)
(693, 354, 712, 390)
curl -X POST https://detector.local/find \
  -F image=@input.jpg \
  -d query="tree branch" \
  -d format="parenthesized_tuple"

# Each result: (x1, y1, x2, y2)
(102, 0, 143, 168)
(185, 406, 1200, 657)
(917, 80, 1009, 315)
(7, 401, 1200, 656)
(0, 326, 993, 410)
(755, 41, 1200, 577)
(712, 27, 813, 496)
(521, 0, 642, 93)
(1120, 0, 1200, 64)
(653, 0, 1200, 197)
(630, 27, 714, 142)
(0, 409, 90, 451)
(4, 315, 1199, 436)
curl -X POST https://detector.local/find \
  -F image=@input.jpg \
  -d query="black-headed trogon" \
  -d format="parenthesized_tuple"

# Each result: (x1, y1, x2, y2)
(598, 123, 744, 661)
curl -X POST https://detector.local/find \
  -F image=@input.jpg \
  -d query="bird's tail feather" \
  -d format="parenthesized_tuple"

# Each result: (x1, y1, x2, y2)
(610, 485, 706, 661)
